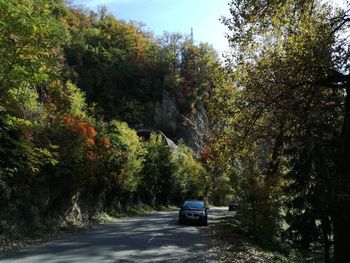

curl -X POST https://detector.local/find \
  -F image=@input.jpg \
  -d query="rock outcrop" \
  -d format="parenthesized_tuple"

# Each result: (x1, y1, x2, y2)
(153, 90, 210, 156)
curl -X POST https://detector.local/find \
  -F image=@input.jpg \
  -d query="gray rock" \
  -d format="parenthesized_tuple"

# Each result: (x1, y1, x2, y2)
(152, 89, 210, 156)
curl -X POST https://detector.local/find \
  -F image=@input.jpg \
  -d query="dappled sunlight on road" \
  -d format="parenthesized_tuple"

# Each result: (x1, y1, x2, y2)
(0, 208, 228, 263)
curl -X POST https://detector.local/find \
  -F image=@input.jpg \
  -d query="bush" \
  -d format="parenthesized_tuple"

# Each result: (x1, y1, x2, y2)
(103, 121, 146, 209)
(139, 133, 175, 206)
(234, 174, 283, 250)
(172, 144, 208, 203)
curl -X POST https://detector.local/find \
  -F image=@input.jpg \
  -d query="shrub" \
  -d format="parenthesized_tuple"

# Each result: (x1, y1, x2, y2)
(172, 144, 208, 203)
(140, 133, 174, 206)
(103, 121, 146, 209)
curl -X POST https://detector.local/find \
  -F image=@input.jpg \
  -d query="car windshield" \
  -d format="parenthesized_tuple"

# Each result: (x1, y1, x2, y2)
(183, 200, 204, 209)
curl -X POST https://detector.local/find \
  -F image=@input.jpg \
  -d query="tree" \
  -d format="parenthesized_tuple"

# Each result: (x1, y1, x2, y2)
(0, 0, 64, 109)
(218, 0, 350, 261)
(172, 143, 208, 203)
(140, 134, 175, 206)
(63, 7, 163, 122)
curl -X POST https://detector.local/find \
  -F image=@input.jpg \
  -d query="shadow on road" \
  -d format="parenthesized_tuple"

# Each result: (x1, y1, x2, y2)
(0, 208, 228, 262)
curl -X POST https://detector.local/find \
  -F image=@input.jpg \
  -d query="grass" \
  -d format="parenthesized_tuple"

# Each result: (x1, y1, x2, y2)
(92, 204, 178, 221)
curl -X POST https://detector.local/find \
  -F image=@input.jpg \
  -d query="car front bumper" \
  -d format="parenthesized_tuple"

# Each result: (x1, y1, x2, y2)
(178, 213, 207, 224)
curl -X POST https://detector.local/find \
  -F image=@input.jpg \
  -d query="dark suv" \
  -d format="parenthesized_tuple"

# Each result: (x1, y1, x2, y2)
(228, 200, 239, 211)
(178, 200, 208, 226)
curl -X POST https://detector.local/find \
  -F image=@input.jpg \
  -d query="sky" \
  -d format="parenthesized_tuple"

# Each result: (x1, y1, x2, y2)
(72, 0, 348, 57)
(72, 0, 232, 56)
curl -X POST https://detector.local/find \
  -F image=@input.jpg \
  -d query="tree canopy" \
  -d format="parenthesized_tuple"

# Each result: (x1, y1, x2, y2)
(205, 1, 350, 262)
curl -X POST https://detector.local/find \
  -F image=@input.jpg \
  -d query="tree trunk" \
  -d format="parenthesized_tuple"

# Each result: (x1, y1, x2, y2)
(264, 124, 284, 181)
(321, 216, 331, 263)
(333, 85, 350, 263)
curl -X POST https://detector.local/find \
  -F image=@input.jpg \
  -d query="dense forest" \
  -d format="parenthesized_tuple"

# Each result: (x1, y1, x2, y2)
(1, 0, 350, 262)
(210, 1, 350, 262)
(0, 0, 215, 238)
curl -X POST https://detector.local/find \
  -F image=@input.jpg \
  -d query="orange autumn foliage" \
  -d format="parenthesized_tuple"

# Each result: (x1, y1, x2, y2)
(61, 116, 112, 161)
(98, 137, 110, 146)
(200, 147, 209, 162)
(87, 150, 97, 161)
(61, 115, 98, 147)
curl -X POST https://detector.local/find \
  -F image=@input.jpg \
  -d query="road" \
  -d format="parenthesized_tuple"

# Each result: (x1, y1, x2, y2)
(0, 207, 228, 263)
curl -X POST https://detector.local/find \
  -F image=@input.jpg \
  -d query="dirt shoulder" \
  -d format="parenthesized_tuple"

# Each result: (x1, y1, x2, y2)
(206, 222, 276, 263)
(204, 213, 304, 263)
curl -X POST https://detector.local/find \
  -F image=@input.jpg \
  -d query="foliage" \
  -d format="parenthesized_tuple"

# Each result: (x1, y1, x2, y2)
(139, 136, 208, 207)
(63, 7, 162, 122)
(44, 81, 87, 117)
(205, 0, 350, 262)
(159, 33, 220, 116)
(102, 120, 146, 209)
(0, 0, 64, 117)
(211, 215, 305, 263)
(0, 0, 215, 247)
(63, 8, 222, 133)
(172, 144, 208, 203)
(139, 134, 175, 206)
(0, 0, 65, 227)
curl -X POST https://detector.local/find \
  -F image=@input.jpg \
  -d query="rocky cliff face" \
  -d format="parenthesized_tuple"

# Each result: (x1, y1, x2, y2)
(153, 90, 179, 137)
(153, 90, 210, 156)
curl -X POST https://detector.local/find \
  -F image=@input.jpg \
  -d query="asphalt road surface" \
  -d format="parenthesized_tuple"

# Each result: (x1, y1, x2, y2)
(0, 207, 228, 263)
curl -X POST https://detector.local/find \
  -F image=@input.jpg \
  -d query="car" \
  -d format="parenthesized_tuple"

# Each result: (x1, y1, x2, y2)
(178, 200, 208, 226)
(228, 200, 239, 211)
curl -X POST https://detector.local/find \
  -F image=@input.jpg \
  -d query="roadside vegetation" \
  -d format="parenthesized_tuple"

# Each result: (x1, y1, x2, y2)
(207, 215, 304, 263)
(206, 1, 350, 262)
(0, 0, 210, 246)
